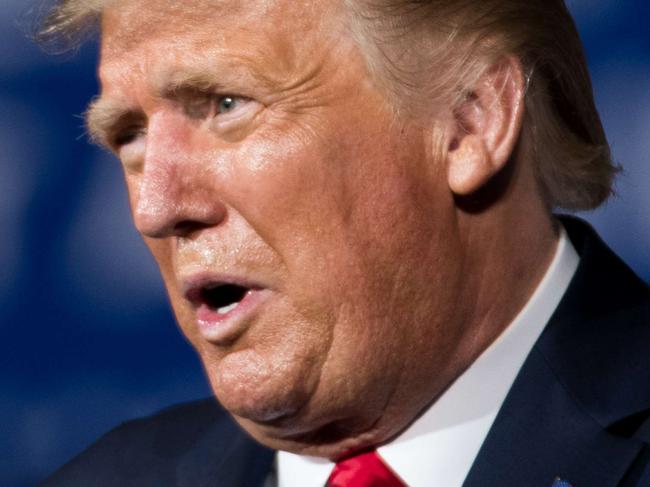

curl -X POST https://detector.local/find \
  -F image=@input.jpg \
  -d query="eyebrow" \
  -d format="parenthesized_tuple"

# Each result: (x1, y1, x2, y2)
(156, 69, 227, 96)
(85, 59, 272, 147)
(85, 98, 145, 148)
(86, 67, 232, 147)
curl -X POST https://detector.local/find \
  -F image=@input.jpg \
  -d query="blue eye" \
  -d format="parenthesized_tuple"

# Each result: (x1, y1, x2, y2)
(217, 96, 238, 114)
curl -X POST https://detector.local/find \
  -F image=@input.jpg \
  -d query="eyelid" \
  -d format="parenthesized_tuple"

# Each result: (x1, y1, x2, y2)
(103, 110, 147, 150)
(105, 93, 261, 150)
(181, 92, 252, 120)
(116, 126, 143, 144)
(215, 95, 250, 116)
(110, 124, 146, 150)
(213, 95, 264, 126)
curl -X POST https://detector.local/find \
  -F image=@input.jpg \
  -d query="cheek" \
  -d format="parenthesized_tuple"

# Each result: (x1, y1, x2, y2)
(142, 236, 200, 337)
(143, 237, 174, 283)
(222, 103, 401, 246)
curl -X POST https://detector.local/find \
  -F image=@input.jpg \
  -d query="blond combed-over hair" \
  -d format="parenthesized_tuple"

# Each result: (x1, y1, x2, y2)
(39, 0, 617, 211)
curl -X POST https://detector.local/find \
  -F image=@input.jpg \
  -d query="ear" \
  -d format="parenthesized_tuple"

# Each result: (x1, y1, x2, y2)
(446, 56, 526, 195)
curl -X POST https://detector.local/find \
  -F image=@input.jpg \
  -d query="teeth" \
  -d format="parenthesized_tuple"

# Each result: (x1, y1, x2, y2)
(217, 302, 239, 315)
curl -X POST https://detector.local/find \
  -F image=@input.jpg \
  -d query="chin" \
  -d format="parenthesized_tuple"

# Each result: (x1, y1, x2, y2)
(205, 348, 317, 424)
(236, 412, 392, 461)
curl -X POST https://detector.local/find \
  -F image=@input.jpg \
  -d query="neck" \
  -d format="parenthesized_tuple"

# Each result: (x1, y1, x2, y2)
(369, 171, 559, 460)
(452, 200, 558, 375)
(335, 200, 558, 460)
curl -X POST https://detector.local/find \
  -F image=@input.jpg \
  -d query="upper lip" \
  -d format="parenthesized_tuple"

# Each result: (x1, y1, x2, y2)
(181, 273, 266, 307)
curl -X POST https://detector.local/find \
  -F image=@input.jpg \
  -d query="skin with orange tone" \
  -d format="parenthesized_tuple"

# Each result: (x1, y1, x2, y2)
(93, 0, 556, 459)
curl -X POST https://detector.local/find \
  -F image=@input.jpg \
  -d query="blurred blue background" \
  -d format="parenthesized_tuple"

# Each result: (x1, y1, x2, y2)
(1, 0, 648, 485)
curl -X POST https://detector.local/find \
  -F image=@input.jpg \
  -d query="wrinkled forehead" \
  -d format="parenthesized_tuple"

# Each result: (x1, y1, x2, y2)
(97, 0, 356, 113)
(101, 0, 344, 54)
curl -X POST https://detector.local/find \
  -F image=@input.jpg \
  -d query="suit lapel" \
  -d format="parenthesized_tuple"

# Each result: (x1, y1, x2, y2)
(465, 217, 650, 486)
(463, 345, 643, 486)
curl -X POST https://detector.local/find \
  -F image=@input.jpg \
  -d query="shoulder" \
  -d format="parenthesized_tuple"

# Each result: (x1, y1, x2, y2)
(465, 218, 650, 485)
(40, 398, 257, 486)
(548, 217, 650, 469)
(547, 217, 649, 428)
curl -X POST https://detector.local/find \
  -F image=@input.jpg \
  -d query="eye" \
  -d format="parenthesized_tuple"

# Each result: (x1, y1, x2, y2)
(113, 126, 145, 148)
(181, 93, 250, 120)
(215, 95, 247, 116)
(217, 96, 238, 114)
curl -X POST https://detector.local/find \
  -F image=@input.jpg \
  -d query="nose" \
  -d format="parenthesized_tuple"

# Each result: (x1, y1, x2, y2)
(132, 113, 227, 238)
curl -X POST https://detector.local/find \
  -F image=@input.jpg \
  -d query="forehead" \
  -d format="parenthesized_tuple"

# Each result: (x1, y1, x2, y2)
(99, 0, 349, 95)
(101, 0, 343, 54)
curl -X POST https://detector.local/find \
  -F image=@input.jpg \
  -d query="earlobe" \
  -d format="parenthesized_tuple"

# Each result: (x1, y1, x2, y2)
(447, 135, 493, 195)
(445, 57, 526, 196)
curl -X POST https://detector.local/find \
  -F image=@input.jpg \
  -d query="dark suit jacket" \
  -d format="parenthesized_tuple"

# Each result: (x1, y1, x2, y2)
(41, 218, 650, 486)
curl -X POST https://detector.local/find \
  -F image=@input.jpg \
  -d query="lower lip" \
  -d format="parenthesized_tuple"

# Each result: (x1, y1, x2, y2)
(195, 289, 269, 344)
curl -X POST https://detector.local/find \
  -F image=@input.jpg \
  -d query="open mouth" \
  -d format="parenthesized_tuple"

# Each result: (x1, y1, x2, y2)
(199, 283, 250, 315)
(183, 277, 268, 342)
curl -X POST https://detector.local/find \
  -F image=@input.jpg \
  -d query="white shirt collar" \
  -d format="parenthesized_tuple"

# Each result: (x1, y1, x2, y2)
(278, 225, 579, 487)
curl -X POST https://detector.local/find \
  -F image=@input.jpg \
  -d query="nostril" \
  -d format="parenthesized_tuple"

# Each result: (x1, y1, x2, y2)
(136, 214, 222, 239)
(172, 220, 208, 237)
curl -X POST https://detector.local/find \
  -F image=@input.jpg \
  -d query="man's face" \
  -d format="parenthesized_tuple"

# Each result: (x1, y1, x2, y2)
(98, 0, 470, 457)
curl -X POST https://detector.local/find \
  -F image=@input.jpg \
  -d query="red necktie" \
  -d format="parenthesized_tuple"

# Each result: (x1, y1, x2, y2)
(326, 450, 406, 487)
